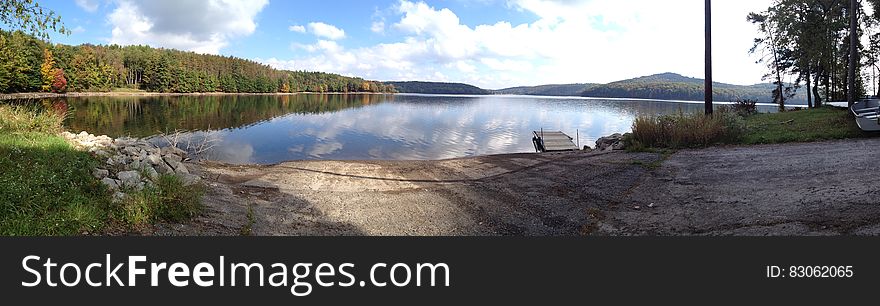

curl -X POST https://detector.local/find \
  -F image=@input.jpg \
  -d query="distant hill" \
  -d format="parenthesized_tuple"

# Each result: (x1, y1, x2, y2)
(579, 73, 807, 104)
(384, 81, 491, 95)
(495, 84, 597, 96)
(387, 73, 807, 104)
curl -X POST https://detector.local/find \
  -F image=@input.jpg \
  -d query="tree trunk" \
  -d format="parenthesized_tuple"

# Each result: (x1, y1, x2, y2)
(813, 68, 823, 106)
(769, 29, 784, 111)
(806, 65, 813, 108)
(875, 64, 880, 96)
(848, 0, 858, 107)
(704, 0, 713, 115)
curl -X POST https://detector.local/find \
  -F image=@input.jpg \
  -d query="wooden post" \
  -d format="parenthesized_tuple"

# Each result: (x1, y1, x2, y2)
(705, 0, 714, 115)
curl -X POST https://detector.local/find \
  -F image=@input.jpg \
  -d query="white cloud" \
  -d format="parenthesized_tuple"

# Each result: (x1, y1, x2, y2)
(308, 22, 346, 40)
(371, 21, 385, 33)
(289, 25, 306, 33)
(75, 0, 100, 12)
(71, 26, 86, 34)
(108, 0, 268, 54)
(262, 0, 772, 89)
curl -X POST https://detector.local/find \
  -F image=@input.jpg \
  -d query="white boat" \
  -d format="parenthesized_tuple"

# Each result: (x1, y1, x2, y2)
(851, 98, 880, 132)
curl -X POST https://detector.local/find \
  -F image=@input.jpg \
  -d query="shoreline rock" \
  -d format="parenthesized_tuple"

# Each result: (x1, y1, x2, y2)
(595, 133, 628, 151)
(61, 131, 201, 202)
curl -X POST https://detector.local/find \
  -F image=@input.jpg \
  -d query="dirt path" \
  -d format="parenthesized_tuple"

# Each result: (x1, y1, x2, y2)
(153, 138, 880, 236)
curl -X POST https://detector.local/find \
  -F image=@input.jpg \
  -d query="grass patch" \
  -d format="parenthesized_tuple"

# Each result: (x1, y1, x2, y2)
(110, 87, 147, 93)
(0, 104, 65, 134)
(740, 107, 869, 144)
(628, 106, 875, 151)
(0, 132, 109, 235)
(240, 204, 255, 236)
(120, 175, 204, 228)
(628, 109, 745, 149)
(0, 104, 204, 235)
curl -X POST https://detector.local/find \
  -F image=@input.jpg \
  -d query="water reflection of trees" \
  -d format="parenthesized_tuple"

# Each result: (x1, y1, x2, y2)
(61, 94, 393, 137)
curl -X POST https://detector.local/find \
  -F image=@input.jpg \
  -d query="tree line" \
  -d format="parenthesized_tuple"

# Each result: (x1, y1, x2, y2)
(384, 81, 491, 95)
(748, 0, 880, 109)
(0, 30, 396, 94)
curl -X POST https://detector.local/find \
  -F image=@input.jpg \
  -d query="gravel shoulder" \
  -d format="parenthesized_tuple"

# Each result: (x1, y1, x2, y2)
(153, 138, 880, 236)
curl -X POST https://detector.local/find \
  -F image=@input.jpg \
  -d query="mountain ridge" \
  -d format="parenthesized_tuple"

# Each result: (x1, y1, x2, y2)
(391, 73, 806, 104)
(383, 81, 492, 95)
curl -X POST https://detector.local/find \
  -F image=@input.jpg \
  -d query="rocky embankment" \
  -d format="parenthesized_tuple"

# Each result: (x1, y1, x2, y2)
(61, 131, 201, 201)
(588, 133, 627, 151)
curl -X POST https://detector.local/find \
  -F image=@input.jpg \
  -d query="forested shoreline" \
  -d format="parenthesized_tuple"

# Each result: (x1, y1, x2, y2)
(0, 30, 395, 95)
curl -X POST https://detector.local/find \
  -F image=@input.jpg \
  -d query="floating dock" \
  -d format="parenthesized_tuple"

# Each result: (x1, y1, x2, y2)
(532, 130, 579, 152)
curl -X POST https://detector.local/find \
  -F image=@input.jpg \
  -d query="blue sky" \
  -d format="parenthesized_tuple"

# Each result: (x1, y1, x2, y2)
(37, 0, 773, 89)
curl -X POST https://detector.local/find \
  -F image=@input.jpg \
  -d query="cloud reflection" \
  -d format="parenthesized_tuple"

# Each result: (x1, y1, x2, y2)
(70, 94, 776, 164)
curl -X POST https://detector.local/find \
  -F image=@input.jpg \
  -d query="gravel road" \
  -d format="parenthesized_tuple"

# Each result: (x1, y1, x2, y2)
(153, 138, 880, 236)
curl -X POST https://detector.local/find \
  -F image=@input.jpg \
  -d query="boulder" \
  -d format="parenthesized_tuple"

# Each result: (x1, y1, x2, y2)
(117, 170, 142, 188)
(156, 161, 174, 174)
(144, 166, 159, 181)
(101, 178, 120, 190)
(596, 133, 625, 151)
(123, 146, 140, 156)
(92, 168, 109, 179)
(108, 155, 130, 166)
(94, 150, 111, 158)
(127, 160, 143, 171)
(162, 146, 187, 157)
(167, 160, 189, 174)
(146, 154, 163, 166)
(111, 192, 127, 203)
(174, 163, 190, 174)
(163, 154, 182, 164)
(176, 173, 201, 186)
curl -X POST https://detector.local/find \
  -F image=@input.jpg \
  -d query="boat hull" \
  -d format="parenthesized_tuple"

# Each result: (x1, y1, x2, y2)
(851, 99, 880, 132)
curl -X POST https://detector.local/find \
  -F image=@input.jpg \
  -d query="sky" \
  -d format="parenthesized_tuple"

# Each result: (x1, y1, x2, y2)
(40, 0, 774, 89)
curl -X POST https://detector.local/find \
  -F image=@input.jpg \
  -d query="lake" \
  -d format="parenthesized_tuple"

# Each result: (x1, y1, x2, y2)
(43, 94, 776, 164)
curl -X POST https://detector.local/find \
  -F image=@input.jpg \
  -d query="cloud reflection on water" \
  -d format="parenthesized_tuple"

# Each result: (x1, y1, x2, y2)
(64, 94, 776, 164)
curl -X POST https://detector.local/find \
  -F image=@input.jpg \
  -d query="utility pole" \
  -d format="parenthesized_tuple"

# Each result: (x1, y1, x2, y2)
(848, 0, 858, 107)
(705, 0, 714, 115)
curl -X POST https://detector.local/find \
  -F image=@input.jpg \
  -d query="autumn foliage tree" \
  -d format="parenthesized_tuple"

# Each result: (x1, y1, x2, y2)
(51, 68, 66, 93)
(0, 29, 396, 94)
(40, 48, 55, 92)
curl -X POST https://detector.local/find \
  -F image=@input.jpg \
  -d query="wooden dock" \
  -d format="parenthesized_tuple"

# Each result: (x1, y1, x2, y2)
(532, 130, 579, 152)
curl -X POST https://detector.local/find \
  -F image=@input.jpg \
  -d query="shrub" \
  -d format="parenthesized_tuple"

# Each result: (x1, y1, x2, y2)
(631, 109, 744, 149)
(0, 104, 65, 134)
(119, 174, 204, 227)
(730, 99, 758, 116)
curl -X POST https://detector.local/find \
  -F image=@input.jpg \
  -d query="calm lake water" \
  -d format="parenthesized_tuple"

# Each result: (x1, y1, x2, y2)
(42, 94, 775, 164)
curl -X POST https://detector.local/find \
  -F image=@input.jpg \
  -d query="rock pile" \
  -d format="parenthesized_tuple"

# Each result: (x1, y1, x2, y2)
(61, 131, 201, 201)
(595, 133, 627, 151)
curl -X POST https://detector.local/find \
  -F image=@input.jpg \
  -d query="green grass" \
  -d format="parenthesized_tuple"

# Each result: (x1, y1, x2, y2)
(628, 109, 745, 149)
(240, 204, 255, 236)
(628, 106, 875, 151)
(0, 131, 110, 235)
(0, 105, 204, 235)
(740, 106, 870, 144)
(121, 175, 205, 228)
(110, 87, 147, 93)
(0, 104, 65, 134)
